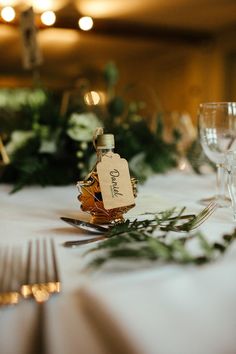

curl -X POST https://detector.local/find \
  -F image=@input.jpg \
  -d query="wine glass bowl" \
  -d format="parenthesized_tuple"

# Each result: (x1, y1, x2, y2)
(199, 102, 236, 206)
(224, 151, 236, 221)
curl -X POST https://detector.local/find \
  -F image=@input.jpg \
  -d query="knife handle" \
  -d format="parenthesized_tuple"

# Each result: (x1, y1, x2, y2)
(63, 236, 106, 248)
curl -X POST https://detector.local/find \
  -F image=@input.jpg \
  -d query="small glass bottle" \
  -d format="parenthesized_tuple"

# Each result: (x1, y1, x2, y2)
(77, 133, 137, 224)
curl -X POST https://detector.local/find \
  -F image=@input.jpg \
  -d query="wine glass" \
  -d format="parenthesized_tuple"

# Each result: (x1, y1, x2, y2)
(198, 102, 236, 207)
(224, 151, 236, 220)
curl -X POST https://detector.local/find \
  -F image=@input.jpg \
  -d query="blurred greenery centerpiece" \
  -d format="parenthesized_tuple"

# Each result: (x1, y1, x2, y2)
(0, 63, 179, 192)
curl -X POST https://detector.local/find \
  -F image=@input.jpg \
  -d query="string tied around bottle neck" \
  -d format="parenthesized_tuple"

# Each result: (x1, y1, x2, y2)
(93, 127, 104, 150)
(93, 127, 115, 150)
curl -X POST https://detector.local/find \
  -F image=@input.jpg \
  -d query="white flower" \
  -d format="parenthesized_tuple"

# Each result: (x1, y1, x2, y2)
(76, 151, 84, 158)
(80, 142, 88, 150)
(0, 89, 46, 109)
(39, 140, 57, 154)
(67, 112, 102, 142)
(77, 162, 85, 169)
(6, 130, 35, 156)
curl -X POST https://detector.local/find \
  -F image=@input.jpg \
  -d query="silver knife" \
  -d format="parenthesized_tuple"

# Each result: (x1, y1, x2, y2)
(63, 236, 107, 248)
(60, 217, 109, 234)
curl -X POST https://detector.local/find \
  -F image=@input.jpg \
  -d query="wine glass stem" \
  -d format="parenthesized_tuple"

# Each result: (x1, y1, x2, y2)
(216, 163, 226, 204)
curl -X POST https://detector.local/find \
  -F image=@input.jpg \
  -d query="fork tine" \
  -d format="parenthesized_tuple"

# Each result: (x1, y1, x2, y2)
(188, 203, 218, 230)
(196, 202, 217, 221)
(22, 239, 60, 302)
(46, 239, 61, 293)
(36, 239, 41, 285)
(194, 202, 217, 219)
(24, 239, 50, 302)
(43, 239, 49, 284)
(0, 247, 9, 293)
(191, 202, 218, 229)
(5, 248, 14, 293)
(13, 247, 24, 291)
(0, 246, 22, 306)
(22, 241, 32, 297)
(170, 202, 218, 232)
(50, 239, 60, 285)
(25, 240, 32, 286)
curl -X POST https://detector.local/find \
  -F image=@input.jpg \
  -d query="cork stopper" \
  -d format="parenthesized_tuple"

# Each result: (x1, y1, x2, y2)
(96, 134, 115, 149)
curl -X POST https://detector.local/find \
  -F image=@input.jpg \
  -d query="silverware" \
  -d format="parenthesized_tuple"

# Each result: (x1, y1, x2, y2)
(60, 217, 109, 234)
(60, 214, 194, 235)
(63, 236, 107, 248)
(21, 239, 60, 354)
(21, 239, 60, 303)
(63, 202, 218, 248)
(0, 246, 22, 306)
(169, 201, 218, 232)
(20, 239, 60, 354)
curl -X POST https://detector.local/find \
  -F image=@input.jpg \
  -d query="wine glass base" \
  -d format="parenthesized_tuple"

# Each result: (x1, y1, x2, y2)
(199, 196, 231, 208)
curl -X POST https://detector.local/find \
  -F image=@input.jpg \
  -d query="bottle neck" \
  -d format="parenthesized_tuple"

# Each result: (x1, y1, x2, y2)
(96, 148, 114, 162)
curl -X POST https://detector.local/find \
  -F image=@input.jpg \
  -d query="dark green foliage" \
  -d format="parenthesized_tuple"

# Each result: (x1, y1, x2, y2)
(107, 96, 125, 117)
(186, 139, 215, 174)
(84, 208, 236, 270)
(103, 62, 119, 87)
(0, 64, 180, 192)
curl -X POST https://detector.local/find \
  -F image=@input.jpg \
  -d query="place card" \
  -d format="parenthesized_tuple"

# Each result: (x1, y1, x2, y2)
(97, 153, 135, 210)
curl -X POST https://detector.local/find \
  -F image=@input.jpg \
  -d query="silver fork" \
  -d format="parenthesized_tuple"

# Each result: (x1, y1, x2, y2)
(20, 239, 61, 354)
(168, 201, 218, 232)
(0, 246, 22, 306)
(63, 202, 218, 247)
(21, 239, 60, 303)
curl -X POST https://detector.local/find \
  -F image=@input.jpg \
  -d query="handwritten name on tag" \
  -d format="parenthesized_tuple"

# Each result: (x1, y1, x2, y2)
(97, 153, 135, 210)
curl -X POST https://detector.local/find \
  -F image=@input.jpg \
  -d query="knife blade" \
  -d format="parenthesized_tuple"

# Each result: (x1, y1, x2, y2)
(60, 217, 109, 234)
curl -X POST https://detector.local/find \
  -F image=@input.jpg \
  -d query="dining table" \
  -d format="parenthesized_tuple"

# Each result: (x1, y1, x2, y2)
(1, 169, 236, 354)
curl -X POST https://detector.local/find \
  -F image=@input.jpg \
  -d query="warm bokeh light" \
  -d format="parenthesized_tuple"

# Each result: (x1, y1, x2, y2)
(78, 16, 93, 31)
(0, 0, 17, 5)
(84, 91, 100, 105)
(28, 0, 67, 13)
(78, 0, 140, 18)
(84, 91, 106, 105)
(1, 6, 15, 22)
(41, 10, 56, 26)
(31, 0, 53, 13)
(38, 28, 79, 46)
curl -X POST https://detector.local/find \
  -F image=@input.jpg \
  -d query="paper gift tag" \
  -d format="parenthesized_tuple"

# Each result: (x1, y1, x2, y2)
(97, 153, 135, 210)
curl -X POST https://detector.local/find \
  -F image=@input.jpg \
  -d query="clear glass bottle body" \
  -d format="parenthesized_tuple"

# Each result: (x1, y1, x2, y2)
(77, 148, 137, 224)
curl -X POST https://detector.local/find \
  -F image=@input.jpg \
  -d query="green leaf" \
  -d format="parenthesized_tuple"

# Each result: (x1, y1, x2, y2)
(147, 238, 172, 260)
(197, 232, 214, 257)
(108, 97, 125, 117)
(84, 212, 236, 271)
(103, 62, 119, 86)
(86, 257, 107, 270)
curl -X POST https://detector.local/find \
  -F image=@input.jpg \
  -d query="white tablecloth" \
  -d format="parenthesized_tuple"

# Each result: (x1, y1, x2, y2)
(1, 171, 236, 354)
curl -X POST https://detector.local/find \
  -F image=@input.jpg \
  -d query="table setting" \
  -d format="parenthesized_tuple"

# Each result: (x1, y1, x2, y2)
(1, 170, 236, 354)
(1, 0, 236, 350)
(1, 93, 236, 354)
